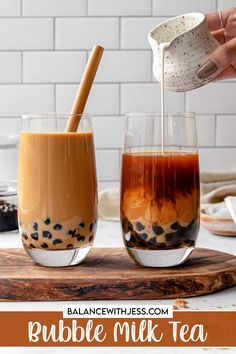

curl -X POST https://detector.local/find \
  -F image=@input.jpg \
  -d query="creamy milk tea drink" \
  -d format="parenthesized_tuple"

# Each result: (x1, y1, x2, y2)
(18, 114, 97, 267)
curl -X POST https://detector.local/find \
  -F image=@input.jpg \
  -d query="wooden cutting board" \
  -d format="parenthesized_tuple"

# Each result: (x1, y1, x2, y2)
(0, 247, 235, 301)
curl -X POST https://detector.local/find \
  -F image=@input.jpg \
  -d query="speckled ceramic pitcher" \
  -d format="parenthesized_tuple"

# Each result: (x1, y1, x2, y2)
(148, 12, 220, 92)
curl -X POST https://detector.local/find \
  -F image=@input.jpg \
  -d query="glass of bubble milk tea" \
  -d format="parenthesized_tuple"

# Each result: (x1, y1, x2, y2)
(18, 113, 97, 267)
(120, 112, 200, 267)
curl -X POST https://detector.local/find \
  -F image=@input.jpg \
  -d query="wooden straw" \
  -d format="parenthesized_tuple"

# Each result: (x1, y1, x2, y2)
(65, 45, 104, 132)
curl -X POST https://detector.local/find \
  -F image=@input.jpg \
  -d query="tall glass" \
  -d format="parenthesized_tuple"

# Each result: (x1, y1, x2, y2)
(120, 113, 200, 267)
(18, 113, 97, 267)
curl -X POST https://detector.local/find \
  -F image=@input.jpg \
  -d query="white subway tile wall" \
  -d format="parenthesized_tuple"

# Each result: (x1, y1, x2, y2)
(0, 0, 235, 186)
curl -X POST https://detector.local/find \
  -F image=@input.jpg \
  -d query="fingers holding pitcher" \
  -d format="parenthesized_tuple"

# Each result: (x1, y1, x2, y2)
(197, 8, 236, 80)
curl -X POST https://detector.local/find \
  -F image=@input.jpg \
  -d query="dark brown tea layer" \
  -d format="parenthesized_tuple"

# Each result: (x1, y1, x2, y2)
(120, 152, 200, 250)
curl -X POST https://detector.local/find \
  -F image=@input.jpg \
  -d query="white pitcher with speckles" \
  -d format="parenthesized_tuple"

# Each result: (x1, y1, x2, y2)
(148, 12, 219, 92)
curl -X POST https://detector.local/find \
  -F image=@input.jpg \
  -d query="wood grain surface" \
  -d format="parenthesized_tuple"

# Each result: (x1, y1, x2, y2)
(0, 247, 235, 301)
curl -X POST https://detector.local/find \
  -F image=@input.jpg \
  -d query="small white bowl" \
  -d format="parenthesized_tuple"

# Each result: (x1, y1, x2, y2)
(201, 204, 236, 236)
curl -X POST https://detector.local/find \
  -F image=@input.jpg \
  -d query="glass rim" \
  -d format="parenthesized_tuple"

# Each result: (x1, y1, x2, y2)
(21, 112, 91, 120)
(125, 112, 195, 119)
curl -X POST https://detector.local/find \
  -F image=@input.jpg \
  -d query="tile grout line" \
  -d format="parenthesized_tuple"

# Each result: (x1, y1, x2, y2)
(151, 0, 153, 16)
(118, 16, 121, 49)
(53, 84, 56, 112)
(53, 17, 56, 50)
(0, 15, 171, 19)
(20, 0, 23, 16)
(118, 83, 121, 115)
(21, 50, 23, 83)
(214, 114, 217, 147)
(183, 92, 186, 112)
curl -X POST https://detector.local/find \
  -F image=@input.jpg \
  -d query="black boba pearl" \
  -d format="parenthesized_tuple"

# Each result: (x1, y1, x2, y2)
(44, 218, 51, 225)
(79, 222, 85, 228)
(89, 223, 94, 232)
(128, 221, 133, 231)
(30, 243, 36, 248)
(139, 240, 147, 248)
(43, 231, 52, 239)
(41, 243, 48, 248)
(77, 235, 86, 242)
(22, 232, 28, 240)
(135, 222, 145, 231)
(31, 232, 38, 240)
(32, 223, 38, 231)
(137, 232, 148, 240)
(52, 239, 62, 245)
(170, 222, 179, 230)
(152, 224, 164, 236)
(178, 226, 188, 238)
(165, 233, 176, 242)
(54, 224, 62, 231)
(89, 235, 94, 242)
(67, 244, 74, 249)
(68, 229, 76, 236)
(149, 237, 158, 245)
(130, 232, 137, 244)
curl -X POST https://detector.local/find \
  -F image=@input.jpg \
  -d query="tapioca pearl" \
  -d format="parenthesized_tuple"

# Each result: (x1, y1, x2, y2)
(54, 224, 62, 231)
(31, 232, 38, 240)
(89, 235, 93, 243)
(149, 236, 158, 245)
(32, 222, 38, 231)
(137, 232, 148, 240)
(89, 223, 94, 232)
(79, 222, 85, 228)
(67, 244, 74, 249)
(29, 243, 36, 248)
(44, 218, 50, 225)
(68, 229, 76, 237)
(152, 224, 164, 236)
(138, 240, 147, 248)
(135, 221, 145, 231)
(178, 226, 189, 239)
(52, 239, 62, 245)
(170, 222, 179, 231)
(130, 232, 137, 244)
(22, 232, 28, 240)
(77, 235, 85, 242)
(43, 230, 52, 239)
(41, 242, 48, 248)
(165, 232, 176, 242)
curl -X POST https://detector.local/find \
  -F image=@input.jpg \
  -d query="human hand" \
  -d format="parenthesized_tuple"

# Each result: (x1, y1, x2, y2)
(197, 7, 236, 80)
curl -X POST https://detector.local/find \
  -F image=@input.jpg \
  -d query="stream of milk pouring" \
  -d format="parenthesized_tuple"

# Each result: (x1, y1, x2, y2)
(159, 42, 170, 155)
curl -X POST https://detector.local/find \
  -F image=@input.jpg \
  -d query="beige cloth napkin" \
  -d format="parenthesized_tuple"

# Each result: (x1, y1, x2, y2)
(98, 188, 120, 221)
(201, 171, 236, 204)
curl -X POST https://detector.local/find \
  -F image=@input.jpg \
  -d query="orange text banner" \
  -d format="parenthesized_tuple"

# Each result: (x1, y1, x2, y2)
(0, 311, 235, 347)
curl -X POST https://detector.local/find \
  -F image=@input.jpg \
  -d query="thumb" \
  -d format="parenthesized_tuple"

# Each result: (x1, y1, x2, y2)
(197, 37, 236, 79)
